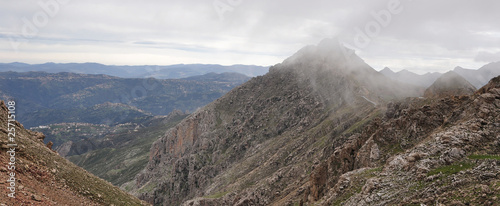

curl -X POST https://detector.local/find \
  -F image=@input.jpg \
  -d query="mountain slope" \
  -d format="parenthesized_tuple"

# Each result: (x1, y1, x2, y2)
(130, 38, 421, 205)
(303, 76, 500, 205)
(0, 100, 147, 205)
(424, 71, 477, 98)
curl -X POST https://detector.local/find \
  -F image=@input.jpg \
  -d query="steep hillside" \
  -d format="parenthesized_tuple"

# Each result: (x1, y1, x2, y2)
(130, 38, 421, 205)
(0, 100, 147, 205)
(0, 71, 247, 128)
(63, 111, 188, 187)
(303, 76, 500, 205)
(424, 71, 477, 98)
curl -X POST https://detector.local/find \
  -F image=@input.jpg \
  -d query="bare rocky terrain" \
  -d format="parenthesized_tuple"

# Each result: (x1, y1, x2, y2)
(130, 39, 499, 206)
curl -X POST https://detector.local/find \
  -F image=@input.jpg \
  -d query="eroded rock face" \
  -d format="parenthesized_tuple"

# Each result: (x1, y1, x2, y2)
(131, 39, 422, 205)
(134, 67, 331, 205)
(304, 76, 500, 205)
(132, 38, 499, 206)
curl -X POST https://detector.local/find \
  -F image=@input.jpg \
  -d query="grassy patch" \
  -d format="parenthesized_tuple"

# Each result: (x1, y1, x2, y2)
(384, 144, 404, 155)
(240, 179, 255, 190)
(204, 191, 230, 199)
(468, 154, 500, 160)
(137, 182, 156, 194)
(427, 162, 474, 176)
(331, 191, 356, 206)
(343, 117, 370, 135)
(365, 167, 383, 173)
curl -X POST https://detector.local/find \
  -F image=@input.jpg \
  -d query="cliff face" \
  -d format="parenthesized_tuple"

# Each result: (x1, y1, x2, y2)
(131, 39, 421, 205)
(0, 100, 146, 205)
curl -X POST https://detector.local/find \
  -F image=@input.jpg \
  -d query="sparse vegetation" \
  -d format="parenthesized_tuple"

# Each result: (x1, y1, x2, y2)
(468, 154, 500, 160)
(427, 161, 474, 176)
(204, 191, 230, 199)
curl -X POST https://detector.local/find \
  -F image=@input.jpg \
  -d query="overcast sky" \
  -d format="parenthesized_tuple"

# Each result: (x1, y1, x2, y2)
(1, 0, 499, 74)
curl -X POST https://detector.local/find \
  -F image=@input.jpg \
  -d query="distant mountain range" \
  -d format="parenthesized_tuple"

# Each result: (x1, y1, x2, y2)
(379, 67, 441, 88)
(379, 61, 500, 89)
(0, 62, 269, 79)
(0, 71, 250, 128)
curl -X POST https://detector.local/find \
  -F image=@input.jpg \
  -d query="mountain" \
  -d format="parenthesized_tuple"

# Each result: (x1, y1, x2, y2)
(379, 67, 441, 88)
(380, 62, 500, 89)
(453, 62, 500, 89)
(424, 71, 477, 98)
(0, 71, 247, 128)
(0, 62, 269, 79)
(303, 76, 500, 205)
(0, 100, 147, 205)
(128, 38, 422, 205)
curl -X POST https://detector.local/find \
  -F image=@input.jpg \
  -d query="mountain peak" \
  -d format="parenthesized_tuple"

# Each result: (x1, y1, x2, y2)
(453, 66, 467, 71)
(397, 69, 415, 75)
(424, 71, 476, 98)
(380, 67, 395, 75)
(282, 38, 359, 67)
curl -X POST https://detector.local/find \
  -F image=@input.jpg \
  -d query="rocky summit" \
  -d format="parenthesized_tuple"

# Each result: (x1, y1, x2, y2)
(129, 39, 430, 205)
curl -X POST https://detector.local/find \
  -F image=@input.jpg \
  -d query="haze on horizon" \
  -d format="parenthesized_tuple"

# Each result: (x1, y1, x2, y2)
(0, 0, 499, 74)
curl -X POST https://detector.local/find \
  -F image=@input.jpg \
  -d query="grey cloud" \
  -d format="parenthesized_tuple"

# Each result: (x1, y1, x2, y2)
(474, 51, 500, 63)
(0, 0, 499, 72)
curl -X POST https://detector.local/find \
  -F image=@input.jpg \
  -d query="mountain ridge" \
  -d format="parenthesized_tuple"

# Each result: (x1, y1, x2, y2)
(379, 61, 500, 89)
(130, 38, 422, 205)
(0, 62, 269, 79)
